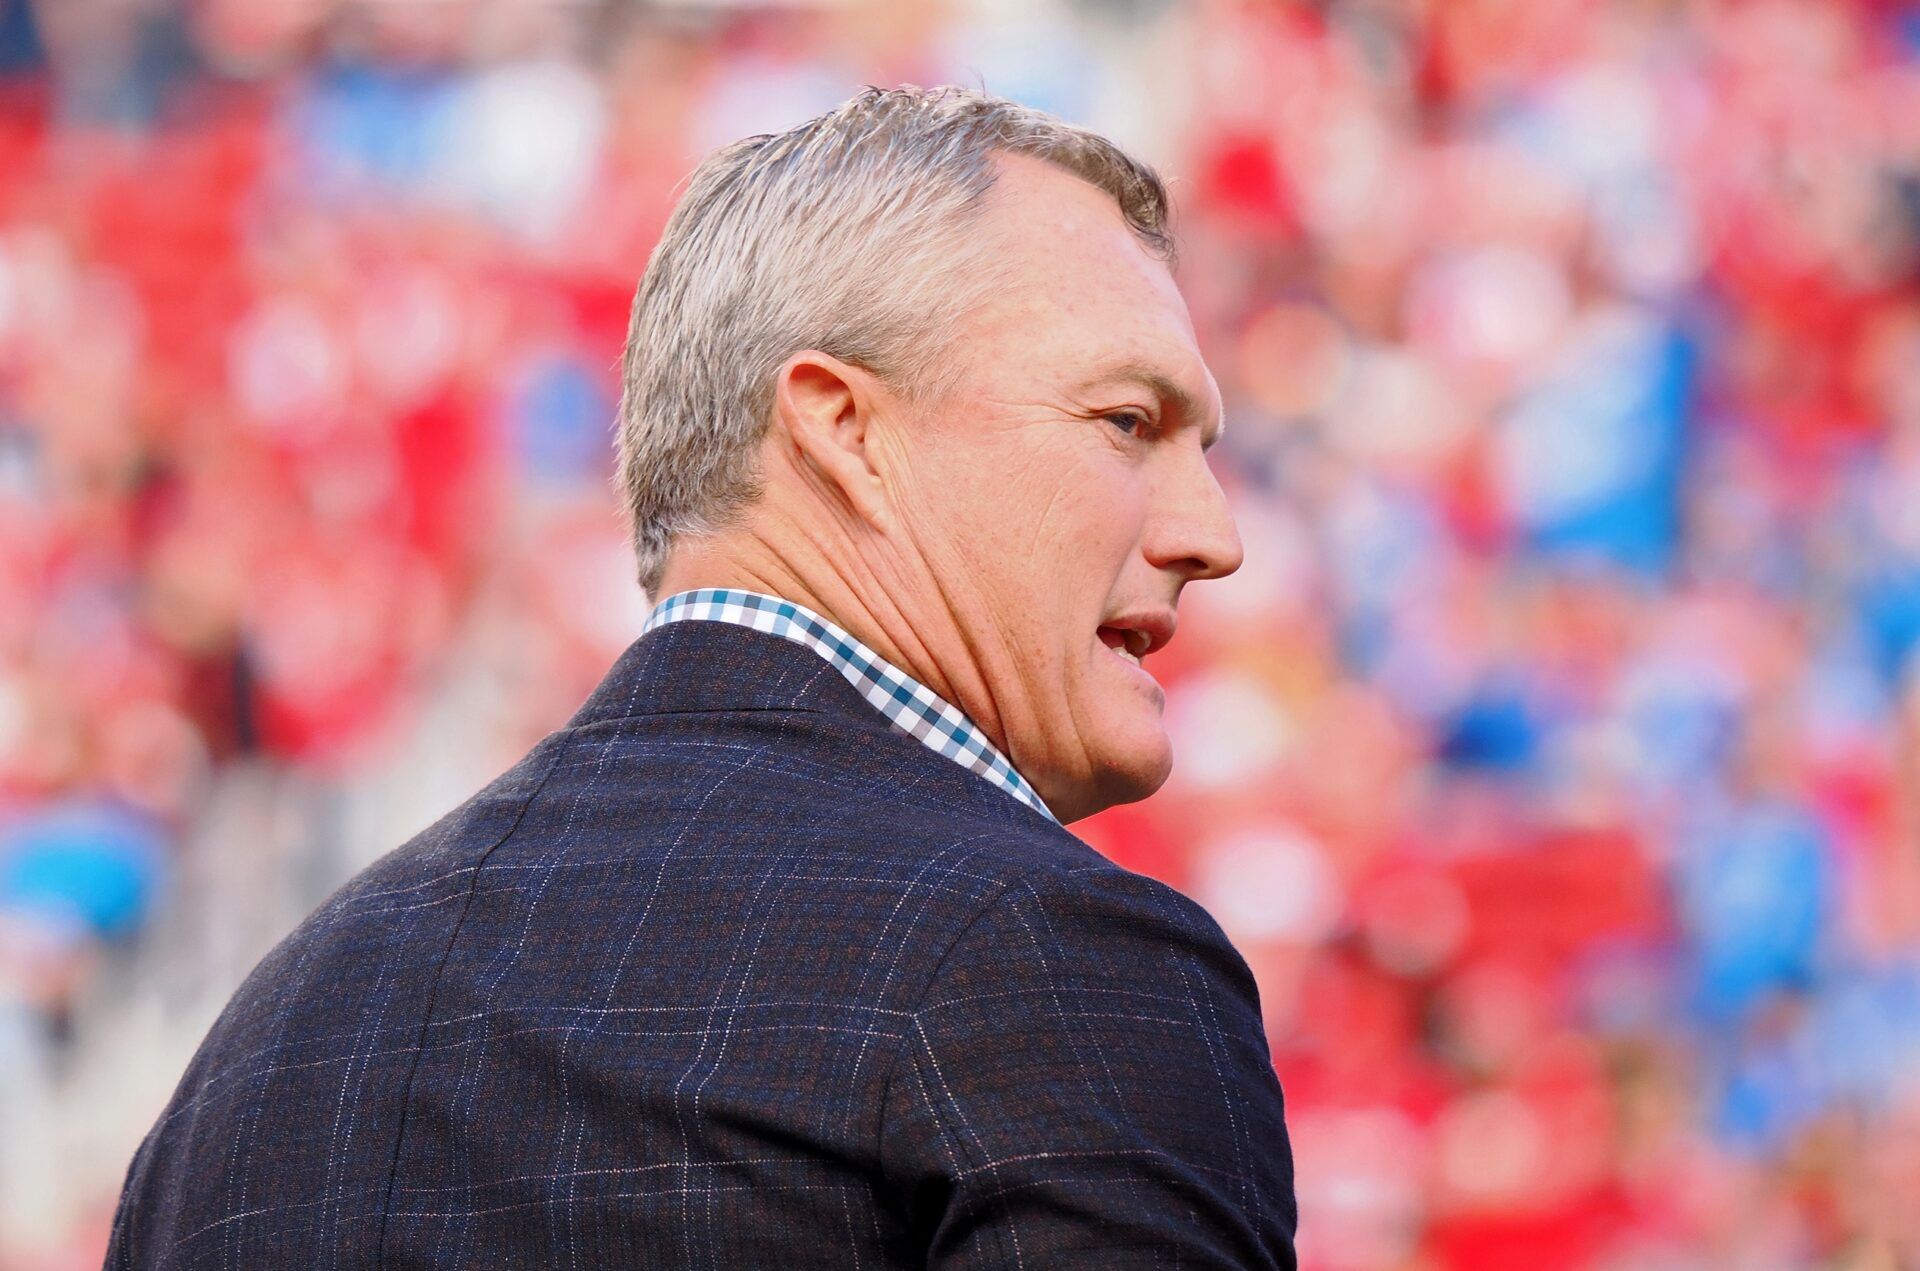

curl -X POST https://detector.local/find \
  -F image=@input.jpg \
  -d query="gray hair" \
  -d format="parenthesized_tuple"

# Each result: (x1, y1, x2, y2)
(613, 84, 1174, 596)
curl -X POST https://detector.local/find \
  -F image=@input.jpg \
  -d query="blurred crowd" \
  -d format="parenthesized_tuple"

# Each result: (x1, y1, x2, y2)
(4, 0, 1920, 1267)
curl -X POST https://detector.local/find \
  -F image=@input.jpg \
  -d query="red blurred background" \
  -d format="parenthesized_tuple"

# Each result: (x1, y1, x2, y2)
(4, 1, 1920, 1267)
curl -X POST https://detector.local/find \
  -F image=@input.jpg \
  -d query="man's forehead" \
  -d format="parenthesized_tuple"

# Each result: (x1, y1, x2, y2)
(964, 155, 1217, 428)
(971, 160, 1195, 325)
(978, 154, 1164, 273)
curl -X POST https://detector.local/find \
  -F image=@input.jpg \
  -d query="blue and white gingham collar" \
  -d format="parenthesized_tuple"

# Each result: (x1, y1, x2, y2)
(641, 588, 1056, 823)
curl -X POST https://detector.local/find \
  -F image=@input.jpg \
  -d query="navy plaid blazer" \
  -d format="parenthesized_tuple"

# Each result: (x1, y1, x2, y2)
(109, 619, 1298, 1268)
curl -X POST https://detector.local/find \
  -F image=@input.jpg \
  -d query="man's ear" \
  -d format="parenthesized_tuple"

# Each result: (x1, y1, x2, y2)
(772, 351, 893, 532)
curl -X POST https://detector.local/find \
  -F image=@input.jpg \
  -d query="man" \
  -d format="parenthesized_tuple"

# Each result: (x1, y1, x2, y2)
(109, 86, 1297, 1268)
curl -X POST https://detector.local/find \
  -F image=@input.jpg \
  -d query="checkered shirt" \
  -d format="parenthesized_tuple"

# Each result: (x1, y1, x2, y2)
(642, 588, 1057, 823)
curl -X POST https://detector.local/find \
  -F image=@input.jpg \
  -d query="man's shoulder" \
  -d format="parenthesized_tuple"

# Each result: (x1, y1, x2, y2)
(181, 698, 1232, 1066)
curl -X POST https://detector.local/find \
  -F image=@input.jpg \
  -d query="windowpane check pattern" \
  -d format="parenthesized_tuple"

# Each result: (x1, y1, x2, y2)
(642, 588, 1058, 823)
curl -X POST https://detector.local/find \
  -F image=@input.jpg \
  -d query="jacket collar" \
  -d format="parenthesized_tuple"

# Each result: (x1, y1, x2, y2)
(565, 618, 854, 724)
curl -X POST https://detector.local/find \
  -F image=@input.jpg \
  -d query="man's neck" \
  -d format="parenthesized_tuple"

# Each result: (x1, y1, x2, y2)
(651, 527, 1001, 752)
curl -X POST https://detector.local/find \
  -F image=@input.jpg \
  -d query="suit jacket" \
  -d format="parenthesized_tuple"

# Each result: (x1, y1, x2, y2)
(108, 619, 1298, 1268)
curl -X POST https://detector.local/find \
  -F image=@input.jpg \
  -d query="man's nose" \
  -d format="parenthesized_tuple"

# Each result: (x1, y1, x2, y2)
(1146, 445, 1244, 582)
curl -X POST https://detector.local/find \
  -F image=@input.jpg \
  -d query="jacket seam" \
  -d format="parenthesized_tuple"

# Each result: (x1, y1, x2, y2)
(371, 730, 575, 1264)
(870, 865, 1050, 1172)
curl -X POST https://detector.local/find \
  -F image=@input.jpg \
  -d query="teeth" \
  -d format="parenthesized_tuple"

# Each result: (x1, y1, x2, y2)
(1102, 626, 1150, 665)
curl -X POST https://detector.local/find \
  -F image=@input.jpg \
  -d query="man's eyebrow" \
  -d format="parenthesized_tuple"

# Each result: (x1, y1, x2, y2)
(1075, 361, 1225, 451)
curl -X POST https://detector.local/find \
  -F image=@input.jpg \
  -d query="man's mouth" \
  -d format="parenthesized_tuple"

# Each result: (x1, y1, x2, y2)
(1098, 625, 1151, 666)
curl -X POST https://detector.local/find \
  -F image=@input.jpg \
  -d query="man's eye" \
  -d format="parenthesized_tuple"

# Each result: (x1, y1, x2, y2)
(1104, 411, 1149, 435)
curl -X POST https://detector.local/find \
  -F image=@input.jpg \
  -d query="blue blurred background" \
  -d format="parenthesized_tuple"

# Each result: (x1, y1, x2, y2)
(4, 0, 1920, 1266)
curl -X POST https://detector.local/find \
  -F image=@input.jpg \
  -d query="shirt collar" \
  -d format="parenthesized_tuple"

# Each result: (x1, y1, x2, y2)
(641, 588, 1057, 823)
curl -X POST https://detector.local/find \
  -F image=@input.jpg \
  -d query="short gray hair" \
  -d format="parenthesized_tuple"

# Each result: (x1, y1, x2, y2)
(613, 85, 1174, 596)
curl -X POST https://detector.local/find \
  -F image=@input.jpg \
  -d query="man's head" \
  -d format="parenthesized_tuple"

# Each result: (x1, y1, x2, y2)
(617, 86, 1241, 822)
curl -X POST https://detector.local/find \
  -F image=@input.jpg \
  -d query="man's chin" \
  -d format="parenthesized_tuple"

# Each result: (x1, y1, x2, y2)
(1058, 732, 1172, 823)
